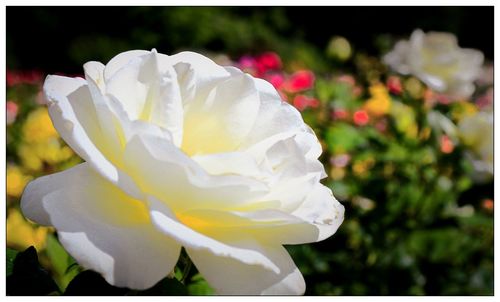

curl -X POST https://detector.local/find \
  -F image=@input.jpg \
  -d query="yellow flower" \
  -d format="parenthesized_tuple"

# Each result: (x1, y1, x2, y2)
(18, 144, 44, 171)
(18, 108, 75, 172)
(330, 167, 346, 180)
(22, 107, 58, 144)
(7, 165, 32, 198)
(451, 101, 478, 121)
(364, 83, 391, 116)
(7, 209, 50, 251)
(390, 101, 418, 139)
(327, 36, 352, 61)
(19, 140, 74, 172)
(352, 158, 375, 178)
(404, 77, 424, 99)
(419, 127, 432, 141)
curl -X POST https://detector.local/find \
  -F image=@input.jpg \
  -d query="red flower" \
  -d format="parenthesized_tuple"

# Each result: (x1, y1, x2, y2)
(332, 109, 349, 120)
(6, 70, 43, 87)
(264, 73, 285, 90)
(436, 94, 452, 105)
(336, 75, 356, 87)
(6, 101, 19, 125)
(238, 55, 258, 75)
(386, 76, 403, 95)
(284, 70, 315, 93)
(292, 95, 319, 111)
(482, 199, 494, 211)
(440, 135, 454, 154)
(256, 52, 282, 74)
(353, 110, 370, 126)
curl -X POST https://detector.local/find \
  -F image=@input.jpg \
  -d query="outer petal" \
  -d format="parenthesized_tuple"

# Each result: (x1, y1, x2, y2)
(44, 75, 142, 199)
(20, 163, 181, 290)
(187, 243, 305, 295)
(176, 208, 319, 245)
(292, 183, 345, 242)
(147, 196, 279, 274)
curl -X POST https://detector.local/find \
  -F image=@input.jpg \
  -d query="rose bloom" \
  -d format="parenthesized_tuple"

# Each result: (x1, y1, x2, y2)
(21, 50, 344, 295)
(383, 29, 484, 99)
(458, 111, 493, 183)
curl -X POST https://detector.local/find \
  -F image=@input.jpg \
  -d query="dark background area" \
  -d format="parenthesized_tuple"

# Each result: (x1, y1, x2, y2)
(6, 6, 494, 74)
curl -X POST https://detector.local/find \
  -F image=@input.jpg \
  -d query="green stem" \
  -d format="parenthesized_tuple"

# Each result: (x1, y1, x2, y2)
(180, 250, 193, 284)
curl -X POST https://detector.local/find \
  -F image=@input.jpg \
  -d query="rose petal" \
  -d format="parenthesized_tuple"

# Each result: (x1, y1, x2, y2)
(104, 50, 185, 146)
(177, 208, 319, 245)
(44, 75, 142, 198)
(292, 183, 345, 241)
(186, 243, 305, 295)
(123, 133, 269, 212)
(103, 49, 150, 81)
(191, 151, 267, 178)
(169, 51, 232, 105)
(240, 78, 307, 149)
(147, 196, 280, 274)
(21, 163, 181, 290)
(181, 70, 260, 155)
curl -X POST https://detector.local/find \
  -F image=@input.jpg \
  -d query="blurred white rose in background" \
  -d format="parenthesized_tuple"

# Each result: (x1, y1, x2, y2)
(384, 29, 484, 99)
(458, 111, 493, 183)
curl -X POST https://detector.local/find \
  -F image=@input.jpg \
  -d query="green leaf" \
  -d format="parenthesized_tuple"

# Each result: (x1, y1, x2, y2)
(326, 123, 367, 154)
(45, 234, 80, 290)
(187, 274, 214, 295)
(64, 270, 128, 296)
(6, 248, 19, 276)
(132, 277, 188, 296)
(7, 246, 60, 296)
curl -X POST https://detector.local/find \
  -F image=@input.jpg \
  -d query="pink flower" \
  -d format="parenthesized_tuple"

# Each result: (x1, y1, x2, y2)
(482, 199, 494, 211)
(375, 119, 388, 133)
(436, 94, 452, 105)
(256, 52, 282, 74)
(7, 70, 43, 87)
(284, 70, 315, 93)
(476, 88, 493, 110)
(292, 94, 319, 111)
(440, 135, 454, 153)
(330, 154, 351, 168)
(6, 101, 19, 125)
(332, 109, 349, 120)
(353, 110, 369, 126)
(386, 76, 403, 95)
(336, 75, 356, 87)
(264, 73, 285, 90)
(238, 55, 258, 75)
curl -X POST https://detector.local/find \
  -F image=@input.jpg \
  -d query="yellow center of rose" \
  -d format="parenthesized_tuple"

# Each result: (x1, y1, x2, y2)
(181, 111, 235, 156)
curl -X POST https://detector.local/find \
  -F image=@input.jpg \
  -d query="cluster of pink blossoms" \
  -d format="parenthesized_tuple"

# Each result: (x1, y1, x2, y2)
(237, 52, 319, 111)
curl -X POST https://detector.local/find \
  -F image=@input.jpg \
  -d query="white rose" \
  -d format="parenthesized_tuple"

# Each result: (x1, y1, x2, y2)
(21, 49, 344, 295)
(458, 111, 493, 182)
(383, 29, 484, 99)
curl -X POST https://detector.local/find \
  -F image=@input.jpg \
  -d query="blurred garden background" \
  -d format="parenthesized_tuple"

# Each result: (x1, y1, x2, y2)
(6, 6, 494, 295)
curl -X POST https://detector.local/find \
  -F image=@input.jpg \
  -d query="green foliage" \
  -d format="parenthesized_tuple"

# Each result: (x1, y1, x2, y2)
(6, 248, 19, 276)
(135, 277, 187, 296)
(7, 246, 60, 295)
(45, 234, 81, 290)
(187, 274, 215, 295)
(64, 270, 129, 296)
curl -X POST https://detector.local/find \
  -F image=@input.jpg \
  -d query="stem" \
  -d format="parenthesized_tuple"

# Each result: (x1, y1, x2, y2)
(180, 248, 193, 284)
